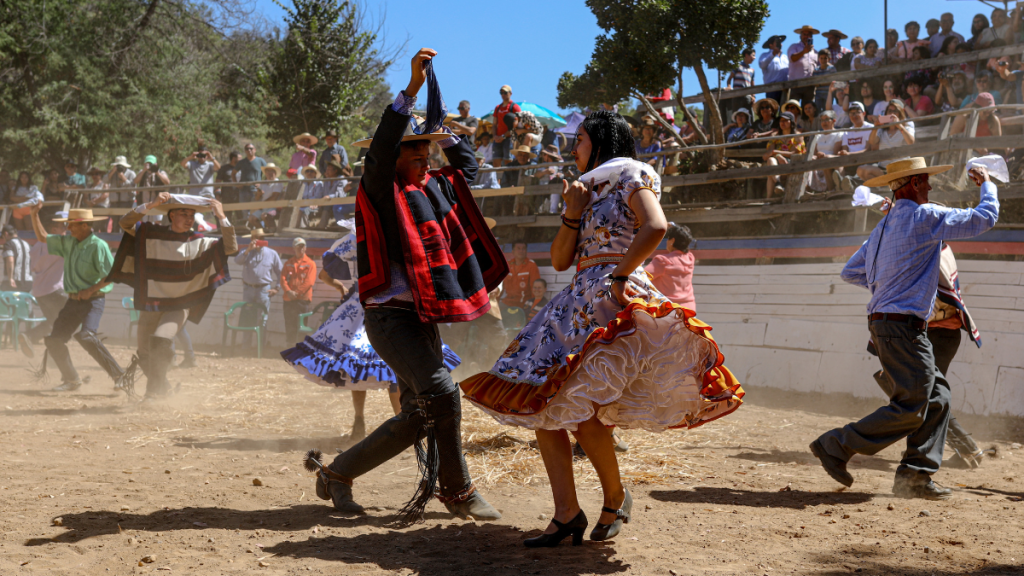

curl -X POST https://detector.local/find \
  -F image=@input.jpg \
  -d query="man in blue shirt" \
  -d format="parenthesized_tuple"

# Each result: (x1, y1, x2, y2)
(234, 229, 282, 355)
(758, 35, 789, 104)
(811, 158, 998, 501)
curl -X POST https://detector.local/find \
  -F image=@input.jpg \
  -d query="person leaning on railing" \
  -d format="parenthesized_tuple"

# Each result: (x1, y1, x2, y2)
(763, 111, 805, 199)
(808, 110, 845, 194)
(859, 99, 916, 184)
(950, 93, 1003, 157)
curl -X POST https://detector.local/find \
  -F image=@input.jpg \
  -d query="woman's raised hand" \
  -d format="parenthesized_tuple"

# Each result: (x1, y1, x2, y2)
(562, 179, 591, 219)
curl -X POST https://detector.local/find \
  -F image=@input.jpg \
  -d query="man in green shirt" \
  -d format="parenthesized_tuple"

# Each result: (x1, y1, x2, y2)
(29, 203, 125, 392)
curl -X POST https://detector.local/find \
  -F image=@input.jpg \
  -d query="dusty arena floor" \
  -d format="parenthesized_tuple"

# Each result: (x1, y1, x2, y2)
(1, 343, 1022, 576)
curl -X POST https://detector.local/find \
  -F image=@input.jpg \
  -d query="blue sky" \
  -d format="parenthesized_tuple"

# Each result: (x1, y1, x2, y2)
(252, 0, 1005, 116)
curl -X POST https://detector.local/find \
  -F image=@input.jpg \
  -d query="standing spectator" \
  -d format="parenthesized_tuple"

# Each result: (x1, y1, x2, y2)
(726, 48, 757, 90)
(883, 29, 899, 62)
(853, 39, 883, 70)
(289, 133, 318, 174)
(280, 237, 316, 345)
(763, 111, 805, 198)
(749, 97, 780, 139)
(810, 110, 845, 193)
(104, 157, 136, 208)
(644, 224, 697, 311)
(216, 151, 241, 221)
(469, 151, 500, 191)
(322, 161, 351, 226)
(134, 156, 170, 223)
(891, 21, 927, 62)
(10, 171, 43, 230)
(935, 70, 971, 111)
(83, 167, 111, 233)
(500, 146, 537, 189)
(978, 8, 1012, 49)
(859, 99, 916, 183)
(476, 132, 494, 164)
(318, 129, 350, 177)
(758, 35, 789, 103)
(0, 170, 11, 203)
(812, 49, 837, 111)
(58, 159, 85, 200)
(450, 100, 479, 148)
(524, 278, 549, 323)
(492, 85, 521, 167)
(924, 18, 941, 43)
(2, 224, 32, 292)
(849, 36, 865, 57)
(929, 13, 965, 57)
(181, 145, 220, 199)
(250, 163, 283, 232)
(903, 75, 935, 119)
(821, 29, 850, 65)
(42, 169, 62, 202)
(960, 71, 1001, 108)
(787, 25, 819, 105)
(23, 214, 67, 353)
(234, 229, 281, 354)
(499, 241, 539, 331)
(965, 13, 990, 50)
(234, 143, 267, 225)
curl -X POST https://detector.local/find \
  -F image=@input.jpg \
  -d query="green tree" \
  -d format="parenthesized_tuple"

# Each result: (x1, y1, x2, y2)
(558, 0, 769, 164)
(259, 0, 398, 149)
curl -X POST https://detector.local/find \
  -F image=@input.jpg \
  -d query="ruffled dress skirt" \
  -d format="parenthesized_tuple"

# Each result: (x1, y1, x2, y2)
(281, 296, 461, 391)
(460, 261, 743, 431)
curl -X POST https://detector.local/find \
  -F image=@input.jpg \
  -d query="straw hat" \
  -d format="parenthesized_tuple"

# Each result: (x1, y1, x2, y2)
(261, 163, 281, 177)
(821, 29, 848, 40)
(539, 144, 562, 162)
(794, 25, 820, 35)
(352, 116, 452, 148)
(241, 228, 268, 239)
(53, 208, 106, 223)
(783, 99, 802, 113)
(753, 97, 779, 114)
(293, 132, 319, 146)
(484, 217, 497, 230)
(110, 156, 132, 169)
(147, 198, 212, 214)
(301, 164, 321, 178)
(510, 145, 537, 159)
(862, 157, 953, 188)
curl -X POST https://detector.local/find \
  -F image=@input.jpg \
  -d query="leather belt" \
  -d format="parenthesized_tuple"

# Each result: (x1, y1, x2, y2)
(577, 254, 624, 273)
(243, 281, 269, 288)
(868, 312, 926, 329)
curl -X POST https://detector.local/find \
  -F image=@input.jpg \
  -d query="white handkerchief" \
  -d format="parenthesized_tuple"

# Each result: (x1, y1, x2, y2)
(966, 155, 1009, 183)
(852, 186, 886, 207)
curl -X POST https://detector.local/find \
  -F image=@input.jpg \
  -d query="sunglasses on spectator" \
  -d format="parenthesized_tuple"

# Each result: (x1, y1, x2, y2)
(245, 146, 255, 150)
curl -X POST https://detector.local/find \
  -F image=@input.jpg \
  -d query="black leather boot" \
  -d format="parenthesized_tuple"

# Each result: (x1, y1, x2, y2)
(946, 417, 984, 469)
(44, 335, 81, 389)
(143, 336, 175, 400)
(74, 330, 124, 383)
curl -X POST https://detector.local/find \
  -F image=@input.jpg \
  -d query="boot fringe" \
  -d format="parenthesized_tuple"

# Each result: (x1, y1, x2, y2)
(29, 349, 49, 383)
(394, 429, 438, 526)
(115, 355, 140, 399)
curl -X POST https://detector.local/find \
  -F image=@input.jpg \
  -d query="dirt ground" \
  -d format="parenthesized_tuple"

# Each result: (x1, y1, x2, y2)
(1, 342, 1023, 576)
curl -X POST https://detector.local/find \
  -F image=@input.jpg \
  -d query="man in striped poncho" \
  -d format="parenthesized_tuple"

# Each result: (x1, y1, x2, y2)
(107, 192, 238, 402)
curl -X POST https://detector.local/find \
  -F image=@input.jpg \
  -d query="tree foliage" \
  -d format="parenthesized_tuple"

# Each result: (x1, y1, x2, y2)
(558, 0, 769, 157)
(259, 0, 397, 147)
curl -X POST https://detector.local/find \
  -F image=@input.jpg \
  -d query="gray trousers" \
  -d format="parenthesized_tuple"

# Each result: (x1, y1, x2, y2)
(820, 319, 951, 479)
(28, 290, 68, 341)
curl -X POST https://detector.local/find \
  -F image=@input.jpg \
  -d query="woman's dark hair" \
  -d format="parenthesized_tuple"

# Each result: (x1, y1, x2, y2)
(665, 224, 694, 253)
(503, 112, 518, 131)
(865, 38, 878, 50)
(913, 45, 931, 59)
(939, 35, 960, 55)
(578, 110, 636, 173)
(971, 13, 990, 36)
(17, 171, 31, 184)
(802, 100, 818, 121)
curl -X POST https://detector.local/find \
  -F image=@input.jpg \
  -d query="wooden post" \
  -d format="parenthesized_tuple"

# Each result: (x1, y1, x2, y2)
(783, 135, 819, 204)
(853, 207, 868, 232)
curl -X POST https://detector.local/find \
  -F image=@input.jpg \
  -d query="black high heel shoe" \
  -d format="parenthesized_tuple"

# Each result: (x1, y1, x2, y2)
(590, 488, 632, 541)
(524, 510, 588, 548)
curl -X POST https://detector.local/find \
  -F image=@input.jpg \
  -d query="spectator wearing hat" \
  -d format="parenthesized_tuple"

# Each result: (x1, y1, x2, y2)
(758, 35, 789, 103)
(501, 145, 537, 189)
(290, 133, 318, 173)
(450, 100, 479, 148)
(763, 111, 805, 198)
(297, 165, 327, 228)
(859, 99, 916, 183)
(318, 129, 350, 177)
(58, 159, 85, 200)
(822, 29, 850, 65)
(250, 163, 283, 232)
(104, 156, 137, 208)
(902, 75, 935, 119)
(725, 108, 752, 143)
(322, 160, 352, 227)
(782, 99, 803, 123)
(809, 110, 845, 193)
(233, 143, 267, 224)
(181, 145, 220, 199)
(833, 101, 874, 191)
(280, 237, 317, 345)
(535, 145, 564, 214)
(514, 110, 544, 156)
(930, 13, 965, 58)
(787, 26, 820, 104)
(469, 151, 500, 191)
(134, 155, 170, 223)
(750, 97, 780, 139)
(492, 85, 522, 167)
(9, 171, 43, 230)
(235, 227, 281, 354)
(853, 39, 883, 70)
(635, 117, 663, 168)
(951, 93, 1002, 156)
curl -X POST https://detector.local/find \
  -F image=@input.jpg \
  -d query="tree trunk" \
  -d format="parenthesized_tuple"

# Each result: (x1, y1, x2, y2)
(634, 92, 695, 149)
(693, 65, 724, 166)
(674, 73, 708, 146)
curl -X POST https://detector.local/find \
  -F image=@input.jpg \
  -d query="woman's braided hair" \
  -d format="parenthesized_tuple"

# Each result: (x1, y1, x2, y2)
(579, 110, 637, 173)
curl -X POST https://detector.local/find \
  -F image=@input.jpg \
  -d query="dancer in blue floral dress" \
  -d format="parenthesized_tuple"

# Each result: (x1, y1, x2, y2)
(281, 233, 461, 440)
(462, 111, 744, 547)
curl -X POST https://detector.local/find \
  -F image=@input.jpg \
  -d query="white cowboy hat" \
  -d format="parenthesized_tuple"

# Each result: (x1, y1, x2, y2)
(352, 116, 452, 148)
(53, 208, 107, 223)
(293, 132, 319, 145)
(862, 157, 954, 188)
(301, 164, 321, 179)
(110, 156, 132, 169)
(241, 228, 268, 239)
(262, 163, 281, 177)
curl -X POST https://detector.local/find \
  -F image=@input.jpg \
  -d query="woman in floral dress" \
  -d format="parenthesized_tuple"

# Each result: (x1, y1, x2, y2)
(281, 233, 461, 441)
(461, 110, 744, 547)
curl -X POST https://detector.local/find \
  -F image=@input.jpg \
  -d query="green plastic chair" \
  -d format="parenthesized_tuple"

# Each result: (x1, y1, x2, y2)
(222, 301, 268, 358)
(298, 301, 340, 334)
(0, 292, 14, 349)
(0, 292, 46, 349)
(121, 296, 140, 338)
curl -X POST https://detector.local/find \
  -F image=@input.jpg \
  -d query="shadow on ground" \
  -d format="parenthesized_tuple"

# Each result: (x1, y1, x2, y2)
(649, 486, 874, 509)
(727, 448, 897, 473)
(806, 543, 1024, 575)
(172, 435, 357, 453)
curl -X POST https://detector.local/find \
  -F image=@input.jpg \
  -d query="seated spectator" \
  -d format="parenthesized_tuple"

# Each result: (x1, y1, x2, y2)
(476, 132, 494, 164)
(891, 21, 927, 62)
(749, 97, 780, 139)
(801, 101, 821, 132)
(902, 75, 935, 119)
(524, 278, 549, 323)
(320, 161, 349, 227)
(297, 165, 324, 228)
(41, 168, 62, 202)
(470, 151, 500, 191)
(501, 145, 537, 189)
(951, 92, 1002, 155)
(782, 99, 803, 124)
(635, 118, 662, 167)
(965, 13, 990, 50)
(724, 108, 752, 143)
(84, 166, 111, 233)
(763, 111, 805, 198)
(960, 70, 1002, 108)
(995, 60, 1023, 106)
(853, 39, 883, 70)
(905, 46, 936, 89)
(835, 101, 874, 190)
(935, 70, 971, 111)
(857, 80, 888, 123)
(809, 110, 844, 193)
(881, 79, 900, 110)
(825, 81, 851, 127)
(250, 163, 282, 232)
(812, 49, 836, 111)
(10, 171, 43, 230)
(535, 145, 564, 214)
(858, 99, 915, 183)
(936, 34, 961, 59)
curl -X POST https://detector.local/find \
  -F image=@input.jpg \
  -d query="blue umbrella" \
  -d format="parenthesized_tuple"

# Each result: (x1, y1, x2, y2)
(479, 101, 566, 128)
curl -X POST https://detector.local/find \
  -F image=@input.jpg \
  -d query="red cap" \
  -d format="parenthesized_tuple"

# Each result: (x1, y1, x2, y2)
(974, 92, 995, 107)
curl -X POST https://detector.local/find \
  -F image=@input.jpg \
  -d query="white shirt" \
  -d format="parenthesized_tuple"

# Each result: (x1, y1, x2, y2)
(817, 132, 845, 155)
(877, 121, 915, 150)
(841, 122, 875, 153)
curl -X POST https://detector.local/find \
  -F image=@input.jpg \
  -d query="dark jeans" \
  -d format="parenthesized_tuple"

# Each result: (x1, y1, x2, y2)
(45, 296, 123, 384)
(283, 300, 312, 345)
(820, 319, 951, 479)
(28, 290, 68, 342)
(364, 307, 457, 405)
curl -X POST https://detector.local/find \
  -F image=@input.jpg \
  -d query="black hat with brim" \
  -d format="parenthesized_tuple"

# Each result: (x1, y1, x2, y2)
(762, 35, 787, 49)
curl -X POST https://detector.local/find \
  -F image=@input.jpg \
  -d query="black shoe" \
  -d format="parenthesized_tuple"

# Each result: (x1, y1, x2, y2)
(893, 478, 952, 500)
(444, 491, 502, 521)
(810, 439, 853, 487)
(329, 481, 365, 514)
(18, 333, 35, 358)
(590, 488, 632, 541)
(52, 380, 82, 392)
(573, 442, 587, 459)
(525, 510, 588, 548)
